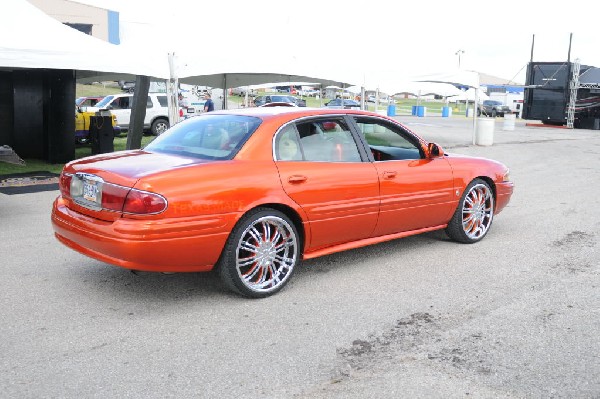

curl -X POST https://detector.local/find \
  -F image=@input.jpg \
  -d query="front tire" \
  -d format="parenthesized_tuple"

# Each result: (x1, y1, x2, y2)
(218, 208, 300, 298)
(446, 179, 494, 243)
(151, 118, 169, 136)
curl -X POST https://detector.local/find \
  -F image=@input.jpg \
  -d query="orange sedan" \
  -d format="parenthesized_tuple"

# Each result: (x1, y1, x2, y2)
(52, 108, 513, 298)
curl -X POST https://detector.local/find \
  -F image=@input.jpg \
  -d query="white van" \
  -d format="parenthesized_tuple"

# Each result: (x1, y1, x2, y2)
(93, 93, 170, 135)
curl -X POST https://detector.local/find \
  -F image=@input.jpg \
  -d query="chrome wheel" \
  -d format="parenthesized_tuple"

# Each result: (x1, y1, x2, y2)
(151, 119, 169, 136)
(235, 215, 298, 294)
(461, 183, 494, 240)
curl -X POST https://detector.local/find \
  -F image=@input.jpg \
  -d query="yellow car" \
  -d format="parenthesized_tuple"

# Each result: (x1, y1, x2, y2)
(75, 108, 120, 144)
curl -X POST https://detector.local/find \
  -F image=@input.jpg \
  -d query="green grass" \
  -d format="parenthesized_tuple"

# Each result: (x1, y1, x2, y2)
(0, 135, 156, 176)
(0, 159, 65, 175)
(76, 83, 121, 98)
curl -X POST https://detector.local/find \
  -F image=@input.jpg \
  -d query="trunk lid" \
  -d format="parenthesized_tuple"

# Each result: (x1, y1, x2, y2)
(63, 150, 208, 221)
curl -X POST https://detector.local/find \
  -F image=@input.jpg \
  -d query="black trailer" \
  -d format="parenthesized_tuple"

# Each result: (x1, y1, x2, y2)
(523, 61, 600, 129)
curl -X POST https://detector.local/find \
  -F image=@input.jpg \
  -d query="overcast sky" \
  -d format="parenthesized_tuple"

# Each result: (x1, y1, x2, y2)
(74, 0, 600, 85)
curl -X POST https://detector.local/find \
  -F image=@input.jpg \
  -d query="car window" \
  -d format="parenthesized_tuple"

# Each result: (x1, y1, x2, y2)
(275, 119, 361, 162)
(354, 117, 423, 161)
(275, 125, 303, 161)
(156, 95, 168, 107)
(110, 97, 131, 110)
(145, 115, 262, 160)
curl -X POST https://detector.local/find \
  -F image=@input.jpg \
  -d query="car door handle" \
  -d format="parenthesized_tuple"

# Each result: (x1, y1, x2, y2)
(288, 175, 307, 184)
(383, 171, 397, 179)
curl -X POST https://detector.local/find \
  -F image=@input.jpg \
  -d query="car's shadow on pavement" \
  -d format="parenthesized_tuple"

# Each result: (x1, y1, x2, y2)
(74, 265, 227, 301)
(72, 230, 450, 302)
(296, 230, 450, 277)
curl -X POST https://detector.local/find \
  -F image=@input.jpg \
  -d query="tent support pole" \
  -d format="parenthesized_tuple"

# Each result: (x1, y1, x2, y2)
(166, 52, 179, 128)
(127, 75, 150, 150)
(361, 86, 366, 110)
(472, 87, 478, 145)
(223, 74, 228, 110)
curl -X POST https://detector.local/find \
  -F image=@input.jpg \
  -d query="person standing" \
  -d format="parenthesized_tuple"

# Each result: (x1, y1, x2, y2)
(204, 93, 215, 112)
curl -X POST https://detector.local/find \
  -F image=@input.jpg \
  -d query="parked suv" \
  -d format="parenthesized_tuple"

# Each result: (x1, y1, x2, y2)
(478, 100, 512, 117)
(93, 93, 170, 135)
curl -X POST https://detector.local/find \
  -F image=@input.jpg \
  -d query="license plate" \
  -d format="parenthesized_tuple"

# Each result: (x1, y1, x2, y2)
(83, 180, 99, 202)
(187, 108, 195, 114)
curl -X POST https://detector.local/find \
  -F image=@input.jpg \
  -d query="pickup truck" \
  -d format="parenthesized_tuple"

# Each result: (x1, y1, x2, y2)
(478, 100, 512, 117)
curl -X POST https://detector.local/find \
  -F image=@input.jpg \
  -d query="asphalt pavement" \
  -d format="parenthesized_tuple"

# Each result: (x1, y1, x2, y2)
(1, 116, 599, 398)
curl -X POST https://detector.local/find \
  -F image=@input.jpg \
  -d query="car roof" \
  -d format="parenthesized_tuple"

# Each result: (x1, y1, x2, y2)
(109, 92, 166, 98)
(205, 107, 384, 121)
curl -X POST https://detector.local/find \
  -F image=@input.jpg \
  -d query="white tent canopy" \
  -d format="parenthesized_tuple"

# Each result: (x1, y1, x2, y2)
(412, 69, 481, 89)
(0, 0, 168, 81)
(392, 82, 464, 98)
(174, 52, 354, 89)
(1, 2, 482, 101)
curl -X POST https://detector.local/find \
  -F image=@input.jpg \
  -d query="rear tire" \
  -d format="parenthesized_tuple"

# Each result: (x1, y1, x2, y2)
(446, 179, 494, 244)
(151, 118, 169, 136)
(218, 208, 300, 298)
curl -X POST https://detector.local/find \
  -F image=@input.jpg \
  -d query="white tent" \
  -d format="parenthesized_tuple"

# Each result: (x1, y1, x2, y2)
(412, 69, 481, 89)
(175, 53, 354, 91)
(0, 0, 168, 81)
(392, 82, 464, 98)
(413, 69, 484, 143)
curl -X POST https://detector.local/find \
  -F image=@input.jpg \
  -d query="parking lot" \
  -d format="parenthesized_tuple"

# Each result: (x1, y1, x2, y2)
(1, 116, 599, 398)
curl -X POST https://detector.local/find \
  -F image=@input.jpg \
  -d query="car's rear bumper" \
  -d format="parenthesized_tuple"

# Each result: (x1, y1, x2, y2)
(51, 196, 233, 272)
(495, 181, 514, 214)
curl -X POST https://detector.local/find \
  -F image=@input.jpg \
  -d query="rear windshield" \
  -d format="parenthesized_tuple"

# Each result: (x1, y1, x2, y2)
(144, 114, 262, 160)
(271, 95, 294, 103)
(95, 95, 114, 108)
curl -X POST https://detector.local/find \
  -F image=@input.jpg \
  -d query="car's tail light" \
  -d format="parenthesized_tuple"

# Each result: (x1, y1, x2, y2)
(59, 172, 72, 199)
(123, 189, 167, 214)
(101, 183, 131, 212)
(65, 173, 167, 215)
(101, 184, 167, 215)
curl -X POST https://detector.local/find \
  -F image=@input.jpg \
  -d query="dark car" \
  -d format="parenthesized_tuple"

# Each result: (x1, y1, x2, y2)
(324, 99, 361, 110)
(478, 100, 512, 117)
(118, 80, 135, 93)
(254, 95, 306, 107)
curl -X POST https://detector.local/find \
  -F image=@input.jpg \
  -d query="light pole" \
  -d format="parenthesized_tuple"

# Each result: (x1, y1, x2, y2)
(455, 49, 465, 68)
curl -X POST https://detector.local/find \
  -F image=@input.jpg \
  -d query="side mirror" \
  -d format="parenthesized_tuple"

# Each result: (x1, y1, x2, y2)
(427, 142, 444, 158)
